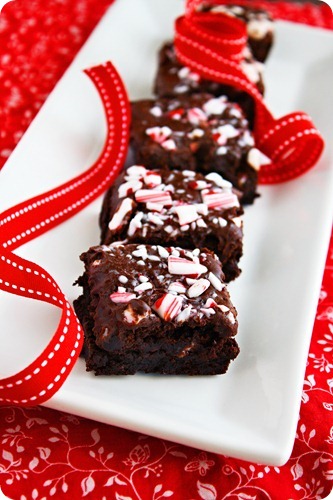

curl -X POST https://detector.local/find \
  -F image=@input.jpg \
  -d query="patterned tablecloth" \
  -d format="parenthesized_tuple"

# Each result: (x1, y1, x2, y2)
(0, 1, 333, 499)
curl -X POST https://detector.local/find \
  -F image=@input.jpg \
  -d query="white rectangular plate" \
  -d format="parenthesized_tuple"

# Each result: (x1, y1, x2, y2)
(1, 0, 333, 466)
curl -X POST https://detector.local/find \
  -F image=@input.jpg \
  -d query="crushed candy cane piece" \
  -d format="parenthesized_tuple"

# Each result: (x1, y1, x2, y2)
(146, 126, 172, 143)
(157, 246, 169, 259)
(168, 107, 184, 120)
(126, 165, 147, 177)
(205, 172, 232, 189)
(153, 293, 183, 321)
(204, 298, 217, 308)
(127, 212, 143, 237)
(135, 190, 172, 206)
(110, 292, 136, 304)
(168, 256, 208, 275)
(108, 198, 134, 231)
(168, 281, 187, 294)
(175, 204, 200, 226)
(188, 128, 205, 140)
(134, 282, 153, 293)
(176, 305, 192, 323)
(188, 180, 209, 190)
(202, 189, 239, 209)
(187, 278, 210, 298)
(208, 272, 224, 291)
(118, 275, 128, 284)
(150, 106, 162, 117)
(118, 180, 143, 199)
(144, 171, 162, 187)
(203, 97, 227, 116)
(247, 148, 262, 171)
(147, 212, 164, 225)
(187, 107, 207, 125)
(161, 139, 176, 151)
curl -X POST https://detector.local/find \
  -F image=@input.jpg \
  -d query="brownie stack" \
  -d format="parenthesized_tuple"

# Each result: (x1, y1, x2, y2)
(74, 4, 274, 376)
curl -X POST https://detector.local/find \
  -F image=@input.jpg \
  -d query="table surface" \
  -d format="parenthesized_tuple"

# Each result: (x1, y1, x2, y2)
(0, 1, 333, 499)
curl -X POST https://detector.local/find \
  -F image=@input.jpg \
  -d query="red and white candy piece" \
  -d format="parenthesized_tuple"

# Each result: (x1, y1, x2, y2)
(208, 272, 224, 291)
(201, 189, 238, 209)
(144, 171, 162, 187)
(187, 107, 207, 125)
(212, 130, 227, 146)
(118, 180, 143, 199)
(178, 66, 200, 82)
(168, 108, 184, 120)
(146, 202, 164, 212)
(204, 298, 218, 308)
(108, 198, 134, 231)
(188, 180, 210, 190)
(168, 256, 208, 276)
(126, 165, 147, 178)
(203, 97, 227, 116)
(110, 292, 136, 304)
(168, 281, 187, 294)
(247, 148, 262, 171)
(146, 126, 172, 144)
(153, 293, 183, 321)
(127, 212, 143, 237)
(135, 189, 173, 206)
(205, 172, 232, 189)
(176, 305, 192, 323)
(161, 139, 176, 151)
(187, 128, 205, 140)
(150, 106, 162, 117)
(187, 278, 210, 298)
(174, 204, 200, 226)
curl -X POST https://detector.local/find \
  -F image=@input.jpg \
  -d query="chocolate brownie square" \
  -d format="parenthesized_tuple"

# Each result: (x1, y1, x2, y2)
(100, 166, 243, 281)
(198, 3, 274, 63)
(74, 244, 239, 375)
(153, 42, 264, 126)
(130, 94, 260, 204)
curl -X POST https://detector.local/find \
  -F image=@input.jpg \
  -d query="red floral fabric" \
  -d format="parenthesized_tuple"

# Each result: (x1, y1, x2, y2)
(0, 1, 333, 499)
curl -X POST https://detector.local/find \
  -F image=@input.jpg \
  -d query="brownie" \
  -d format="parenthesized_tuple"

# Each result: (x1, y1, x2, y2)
(74, 243, 239, 375)
(100, 166, 243, 281)
(130, 94, 260, 204)
(153, 42, 264, 126)
(197, 3, 274, 63)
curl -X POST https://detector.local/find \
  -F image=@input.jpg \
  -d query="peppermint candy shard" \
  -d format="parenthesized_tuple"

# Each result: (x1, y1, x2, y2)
(176, 305, 192, 323)
(175, 204, 200, 226)
(187, 279, 210, 298)
(168, 256, 208, 275)
(168, 281, 187, 294)
(135, 190, 173, 206)
(205, 172, 232, 189)
(168, 107, 185, 120)
(161, 139, 176, 151)
(127, 212, 143, 237)
(108, 198, 134, 231)
(144, 171, 162, 187)
(110, 292, 137, 304)
(208, 272, 224, 291)
(188, 180, 210, 190)
(126, 165, 147, 178)
(187, 107, 207, 125)
(152, 293, 183, 321)
(118, 180, 143, 199)
(201, 189, 239, 209)
(146, 126, 172, 143)
(204, 298, 218, 308)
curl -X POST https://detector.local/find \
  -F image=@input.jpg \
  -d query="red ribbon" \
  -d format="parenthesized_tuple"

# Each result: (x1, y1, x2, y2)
(175, 2, 324, 183)
(0, 62, 131, 406)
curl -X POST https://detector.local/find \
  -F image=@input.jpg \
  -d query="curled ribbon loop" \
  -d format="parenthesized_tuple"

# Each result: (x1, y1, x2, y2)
(0, 61, 131, 406)
(175, 8, 324, 184)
